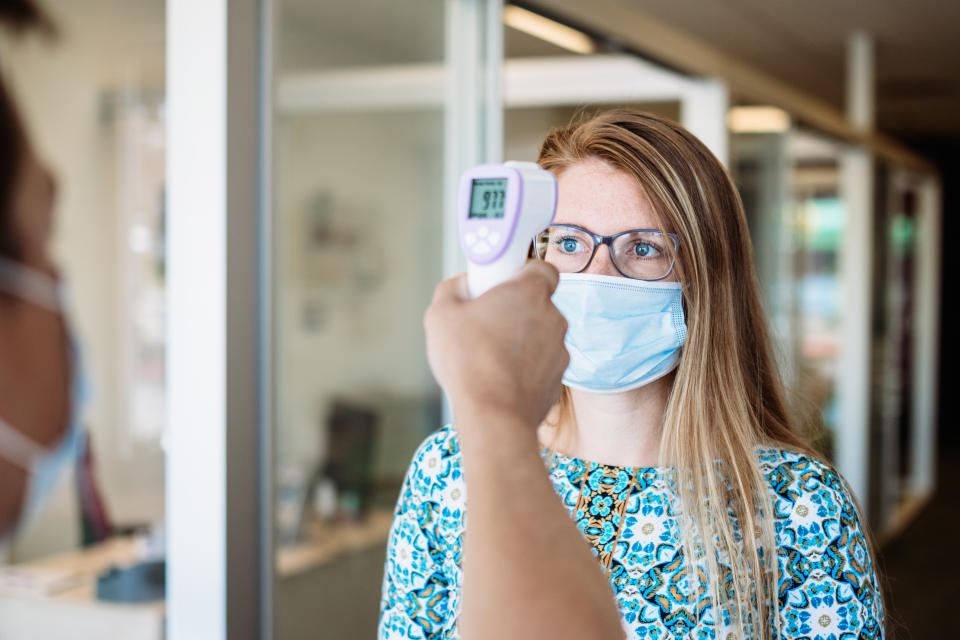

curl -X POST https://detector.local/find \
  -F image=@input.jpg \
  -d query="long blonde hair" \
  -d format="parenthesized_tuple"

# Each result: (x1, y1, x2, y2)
(538, 109, 815, 638)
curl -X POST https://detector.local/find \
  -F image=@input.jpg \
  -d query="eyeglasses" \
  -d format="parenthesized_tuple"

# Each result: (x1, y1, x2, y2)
(534, 224, 679, 281)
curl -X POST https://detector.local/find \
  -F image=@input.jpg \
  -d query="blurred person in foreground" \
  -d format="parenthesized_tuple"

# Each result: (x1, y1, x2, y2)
(382, 110, 885, 639)
(0, 0, 85, 539)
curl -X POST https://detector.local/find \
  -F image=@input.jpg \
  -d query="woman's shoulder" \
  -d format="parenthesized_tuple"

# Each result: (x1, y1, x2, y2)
(754, 450, 884, 634)
(408, 423, 462, 468)
(401, 424, 465, 502)
(755, 445, 865, 532)
(757, 445, 848, 494)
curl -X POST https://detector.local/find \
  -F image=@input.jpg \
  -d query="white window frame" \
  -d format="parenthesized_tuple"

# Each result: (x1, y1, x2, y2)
(166, 0, 270, 638)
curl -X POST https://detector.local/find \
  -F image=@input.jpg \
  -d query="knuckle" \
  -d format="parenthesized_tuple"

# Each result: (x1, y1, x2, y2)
(500, 281, 530, 306)
(529, 261, 559, 290)
(423, 304, 446, 333)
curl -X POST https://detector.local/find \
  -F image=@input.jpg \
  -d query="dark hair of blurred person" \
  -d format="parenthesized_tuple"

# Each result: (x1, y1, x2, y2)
(0, 0, 54, 260)
(0, 69, 28, 260)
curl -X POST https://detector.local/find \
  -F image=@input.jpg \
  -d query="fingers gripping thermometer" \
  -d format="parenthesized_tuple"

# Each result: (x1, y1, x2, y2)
(458, 162, 557, 298)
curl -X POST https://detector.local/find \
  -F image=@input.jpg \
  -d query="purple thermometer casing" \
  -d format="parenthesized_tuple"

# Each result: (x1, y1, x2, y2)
(457, 164, 523, 265)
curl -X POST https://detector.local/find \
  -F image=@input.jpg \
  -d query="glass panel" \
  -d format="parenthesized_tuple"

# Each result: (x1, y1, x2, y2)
(0, 0, 166, 634)
(868, 165, 919, 526)
(505, 103, 680, 162)
(731, 129, 846, 459)
(272, 2, 446, 638)
(503, 7, 681, 159)
(787, 134, 845, 459)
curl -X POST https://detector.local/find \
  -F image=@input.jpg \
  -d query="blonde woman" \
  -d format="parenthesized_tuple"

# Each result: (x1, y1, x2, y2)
(379, 109, 884, 639)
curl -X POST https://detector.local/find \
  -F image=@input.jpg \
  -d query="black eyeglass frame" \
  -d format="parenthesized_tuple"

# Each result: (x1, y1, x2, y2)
(535, 223, 680, 281)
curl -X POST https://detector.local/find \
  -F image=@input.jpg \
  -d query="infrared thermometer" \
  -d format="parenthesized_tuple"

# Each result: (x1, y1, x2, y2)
(458, 161, 557, 298)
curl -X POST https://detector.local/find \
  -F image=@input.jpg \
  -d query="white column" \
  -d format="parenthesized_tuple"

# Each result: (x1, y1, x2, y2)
(681, 79, 729, 167)
(442, 0, 502, 424)
(485, 0, 504, 163)
(836, 148, 872, 506)
(911, 176, 942, 496)
(166, 1, 267, 638)
(835, 30, 874, 509)
(166, 1, 227, 635)
(846, 31, 874, 132)
(444, 0, 481, 281)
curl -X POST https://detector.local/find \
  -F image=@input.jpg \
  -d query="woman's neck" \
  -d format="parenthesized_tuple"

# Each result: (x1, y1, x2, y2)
(539, 373, 673, 468)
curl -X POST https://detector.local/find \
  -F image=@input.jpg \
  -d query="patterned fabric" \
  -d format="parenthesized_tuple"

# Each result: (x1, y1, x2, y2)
(378, 425, 884, 639)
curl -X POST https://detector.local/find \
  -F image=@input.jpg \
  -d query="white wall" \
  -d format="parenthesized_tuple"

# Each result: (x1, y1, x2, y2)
(274, 109, 444, 486)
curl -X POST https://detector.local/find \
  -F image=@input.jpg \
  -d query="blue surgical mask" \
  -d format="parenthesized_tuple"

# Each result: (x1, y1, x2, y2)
(551, 272, 686, 393)
(0, 256, 88, 534)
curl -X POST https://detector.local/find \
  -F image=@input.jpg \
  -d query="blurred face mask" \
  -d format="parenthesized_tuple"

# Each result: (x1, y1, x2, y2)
(551, 273, 687, 393)
(0, 255, 87, 535)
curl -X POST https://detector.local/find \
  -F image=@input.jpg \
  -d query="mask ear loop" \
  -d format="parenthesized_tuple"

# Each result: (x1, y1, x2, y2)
(0, 416, 48, 471)
(0, 255, 61, 313)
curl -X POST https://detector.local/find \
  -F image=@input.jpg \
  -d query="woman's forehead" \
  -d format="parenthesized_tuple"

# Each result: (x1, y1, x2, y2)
(552, 158, 661, 233)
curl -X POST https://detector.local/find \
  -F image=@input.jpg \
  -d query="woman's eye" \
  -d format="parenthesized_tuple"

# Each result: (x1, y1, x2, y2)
(555, 236, 584, 253)
(630, 241, 660, 258)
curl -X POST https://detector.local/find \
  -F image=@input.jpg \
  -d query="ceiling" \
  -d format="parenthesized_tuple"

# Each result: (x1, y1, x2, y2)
(277, 0, 959, 140)
(554, 0, 960, 140)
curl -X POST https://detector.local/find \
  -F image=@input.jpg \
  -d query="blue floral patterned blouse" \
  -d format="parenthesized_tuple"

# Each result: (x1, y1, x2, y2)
(378, 425, 884, 639)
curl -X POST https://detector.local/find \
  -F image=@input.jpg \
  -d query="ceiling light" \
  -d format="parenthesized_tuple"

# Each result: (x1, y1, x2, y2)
(503, 6, 596, 55)
(727, 106, 791, 133)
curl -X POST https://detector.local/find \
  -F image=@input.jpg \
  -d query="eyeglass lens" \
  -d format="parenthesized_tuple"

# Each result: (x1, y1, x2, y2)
(535, 226, 675, 280)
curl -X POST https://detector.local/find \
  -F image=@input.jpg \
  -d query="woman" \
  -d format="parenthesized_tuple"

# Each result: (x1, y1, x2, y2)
(380, 109, 884, 639)
(0, 0, 81, 537)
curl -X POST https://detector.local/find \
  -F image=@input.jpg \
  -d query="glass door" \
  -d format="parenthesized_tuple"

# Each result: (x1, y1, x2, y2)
(270, 2, 462, 638)
(265, 4, 727, 637)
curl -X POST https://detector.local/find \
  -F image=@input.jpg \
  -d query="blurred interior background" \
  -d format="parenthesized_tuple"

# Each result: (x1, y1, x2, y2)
(0, 0, 954, 638)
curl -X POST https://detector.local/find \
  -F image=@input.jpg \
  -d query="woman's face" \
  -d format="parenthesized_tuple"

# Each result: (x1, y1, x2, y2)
(8, 148, 57, 273)
(552, 157, 677, 282)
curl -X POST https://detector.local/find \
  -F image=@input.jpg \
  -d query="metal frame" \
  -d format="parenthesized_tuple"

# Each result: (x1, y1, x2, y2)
(836, 147, 873, 507)
(278, 54, 728, 166)
(441, 0, 504, 428)
(258, 0, 277, 636)
(166, 0, 270, 638)
(836, 30, 875, 514)
(870, 166, 942, 539)
(169, 0, 498, 636)
(443, 0, 505, 280)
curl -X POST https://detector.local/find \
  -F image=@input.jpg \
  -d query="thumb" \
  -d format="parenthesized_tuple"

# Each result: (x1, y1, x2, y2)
(513, 260, 560, 296)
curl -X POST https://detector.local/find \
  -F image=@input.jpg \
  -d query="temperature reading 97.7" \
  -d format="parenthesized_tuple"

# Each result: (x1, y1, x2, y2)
(482, 189, 505, 211)
(469, 178, 508, 219)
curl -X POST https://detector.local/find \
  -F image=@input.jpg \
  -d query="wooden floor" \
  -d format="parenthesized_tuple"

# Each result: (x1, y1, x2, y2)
(878, 446, 960, 639)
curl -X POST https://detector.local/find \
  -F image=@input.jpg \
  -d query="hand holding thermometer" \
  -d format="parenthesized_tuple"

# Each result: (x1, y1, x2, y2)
(458, 161, 557, 298)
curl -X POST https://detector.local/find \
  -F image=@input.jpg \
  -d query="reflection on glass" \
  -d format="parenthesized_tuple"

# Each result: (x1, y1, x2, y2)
(732, 129, 845, 459)
(273, 2, 445, 638)
(0, 1, 167, 636)
(793, 194, 844, 454)
(113, 93, 167, 448)
(869, 168, 918, 528)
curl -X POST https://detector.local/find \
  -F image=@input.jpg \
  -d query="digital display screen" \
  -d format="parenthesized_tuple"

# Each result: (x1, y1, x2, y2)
(469, 178, 507, 219)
